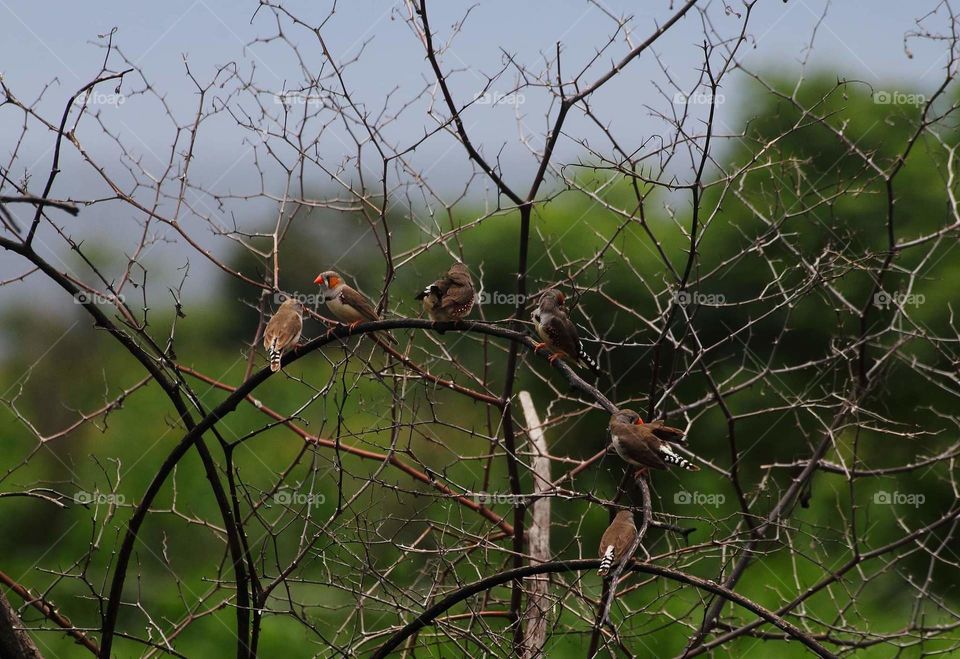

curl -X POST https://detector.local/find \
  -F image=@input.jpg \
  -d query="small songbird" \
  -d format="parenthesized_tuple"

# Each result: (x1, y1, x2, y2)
(531, 289, 600, 373)
(598, 509, 638, 577)
(313, 270, 396, 343)
(262, 298, 304, 372)
(609, 409, 700, 475)
(415, 262, 476, 322)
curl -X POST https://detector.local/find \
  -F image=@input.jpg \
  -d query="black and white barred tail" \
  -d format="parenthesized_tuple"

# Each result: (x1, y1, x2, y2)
(577, 346, 602, 375)
(415, 285, 441, 301)
(598, 544, 616, 576)
(659, 444, 700, 471)
(268, 342, 282, 372)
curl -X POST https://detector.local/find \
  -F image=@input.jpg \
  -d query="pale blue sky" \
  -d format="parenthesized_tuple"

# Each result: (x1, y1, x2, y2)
(0, 0, 945, 184)
(0, 0, 951, 302)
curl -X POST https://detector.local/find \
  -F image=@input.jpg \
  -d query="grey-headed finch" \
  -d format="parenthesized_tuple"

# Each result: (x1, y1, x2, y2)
(531, 289, 600, 373)
(415, 262, 476, 322)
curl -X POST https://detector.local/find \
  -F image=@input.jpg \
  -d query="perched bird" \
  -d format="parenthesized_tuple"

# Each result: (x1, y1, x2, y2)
(415, 262, 476, 322)
(313, 270, 397, 343)
(531, 289, 600, 373)
(598, 509, 638, 577)
(609, 409, 699, 475)
(262, 298, 304, 372)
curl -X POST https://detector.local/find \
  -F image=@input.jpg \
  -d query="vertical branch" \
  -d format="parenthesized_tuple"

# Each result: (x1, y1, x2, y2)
(587, 479, 651, 658)
(519, 391, 551, 658)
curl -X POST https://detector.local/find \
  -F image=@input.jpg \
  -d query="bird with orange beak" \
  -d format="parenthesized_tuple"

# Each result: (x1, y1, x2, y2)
(314, 270, 396, 343)
(608, 409, 699, 478)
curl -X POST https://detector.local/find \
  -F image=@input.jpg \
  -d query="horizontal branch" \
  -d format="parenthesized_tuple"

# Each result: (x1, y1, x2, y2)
(287, 318, 617, 414)
(0, 195, 79, 215)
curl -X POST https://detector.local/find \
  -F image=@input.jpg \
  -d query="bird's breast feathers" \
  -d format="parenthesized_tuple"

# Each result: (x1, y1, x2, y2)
(326, 292, 368, 323)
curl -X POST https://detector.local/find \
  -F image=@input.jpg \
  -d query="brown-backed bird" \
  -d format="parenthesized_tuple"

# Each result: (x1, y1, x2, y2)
(262, 297, 304, 372)
(415, 262, 476, 322)
(531, 289, 600, 373)
(609, 409, 699, 474)
(598, 509, 638, 577)
(313, 270, 397, 344)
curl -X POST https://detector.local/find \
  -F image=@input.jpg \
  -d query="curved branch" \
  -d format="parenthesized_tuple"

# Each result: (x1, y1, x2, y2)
(371, 559, 837, 659)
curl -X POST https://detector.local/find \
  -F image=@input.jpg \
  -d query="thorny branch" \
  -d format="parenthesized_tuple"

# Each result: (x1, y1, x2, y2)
(2, 1, 960, 657)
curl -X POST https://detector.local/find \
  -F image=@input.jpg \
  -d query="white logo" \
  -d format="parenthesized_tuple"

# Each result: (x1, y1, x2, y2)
(673, 91, 724, 105)
(873, 490, 924, 508)
(873, 290, 925, 309)
(274, 490, 326, 506)
(474, 91, 525, 106)
(673, 490, 725, 506)
(74, 90, 126, 107)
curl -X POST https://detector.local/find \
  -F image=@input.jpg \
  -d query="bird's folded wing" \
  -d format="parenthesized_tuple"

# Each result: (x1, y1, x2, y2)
(340, 288, 381, 322)
(263, 312, 301, 349)
(616, 426, 668, 469)
(441, 283, 473, 311)
(647, 421, 687, 445)
(542, 316, 581, 357)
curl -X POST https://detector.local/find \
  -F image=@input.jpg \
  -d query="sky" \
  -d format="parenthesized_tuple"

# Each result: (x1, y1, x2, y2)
(1, 0, 946, 180)
(0, 0, 953, 304)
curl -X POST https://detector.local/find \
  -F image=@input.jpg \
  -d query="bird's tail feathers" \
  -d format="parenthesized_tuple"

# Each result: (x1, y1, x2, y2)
(598, 545, 615, 576)
(659, 445, 700, 471)
(578, 348, 602, 375)
(415, 285, 442, 301)
(268, 342, 282, 372)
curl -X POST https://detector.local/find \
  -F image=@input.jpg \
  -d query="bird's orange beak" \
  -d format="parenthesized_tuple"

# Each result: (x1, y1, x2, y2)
(634, 417, 644, 426)
(313, 274, 325, 285)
